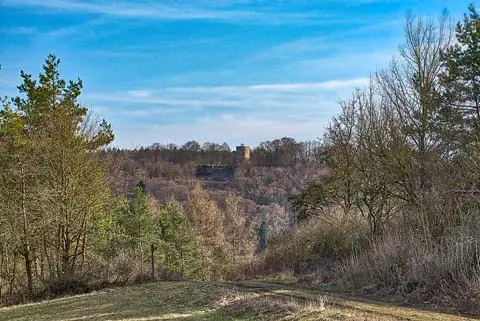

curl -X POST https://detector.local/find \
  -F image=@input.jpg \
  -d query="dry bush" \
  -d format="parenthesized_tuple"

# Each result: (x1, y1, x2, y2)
(245, 189, 480, 314)
(156, 267, 183, 281)
(341, 213, 480, 314)
(107, 250, 151, 285)
(42, 275, 90, 298)
(239, 211, 369, 279)
(224, 258, 258, 281)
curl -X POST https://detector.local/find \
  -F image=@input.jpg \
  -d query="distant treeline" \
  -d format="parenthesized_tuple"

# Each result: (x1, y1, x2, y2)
(101, 138, 323, 166)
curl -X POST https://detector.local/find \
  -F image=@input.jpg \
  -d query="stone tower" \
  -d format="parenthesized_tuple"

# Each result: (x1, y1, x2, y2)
(236, 144, 251, 163)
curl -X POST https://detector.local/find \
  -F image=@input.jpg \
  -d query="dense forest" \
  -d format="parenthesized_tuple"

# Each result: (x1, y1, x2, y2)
(0, 55, 326, 304)
(0, 3, 479, 316)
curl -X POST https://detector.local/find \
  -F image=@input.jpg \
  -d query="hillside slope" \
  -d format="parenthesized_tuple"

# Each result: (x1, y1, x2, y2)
(0, 281, 476, 321)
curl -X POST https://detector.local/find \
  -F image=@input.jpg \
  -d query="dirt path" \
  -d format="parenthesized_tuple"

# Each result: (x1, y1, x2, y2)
(232, 280, 479, 321)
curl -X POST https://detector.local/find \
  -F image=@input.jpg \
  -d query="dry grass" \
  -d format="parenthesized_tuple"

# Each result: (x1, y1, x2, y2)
(0, 280, 477, 321)
(244, 214, 368, 280)
(341, 227, 480, 314)
(241, 204, 480, 316)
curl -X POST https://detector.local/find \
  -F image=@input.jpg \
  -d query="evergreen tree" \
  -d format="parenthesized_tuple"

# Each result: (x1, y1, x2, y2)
(115, 181, 154, 273)
(440, 4, 480, 188)
(153, 201, 200, 279)
(256, 220, 268, 254)
(30, 55, 113, 279)
(1, 53, 114, 290)
(441, 4, 480, 138)
(92, 195, 131, 260)
(131, 181, 152, 245)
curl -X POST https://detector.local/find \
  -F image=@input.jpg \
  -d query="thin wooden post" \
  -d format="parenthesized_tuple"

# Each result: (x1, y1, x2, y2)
(150, 243, 156, 281)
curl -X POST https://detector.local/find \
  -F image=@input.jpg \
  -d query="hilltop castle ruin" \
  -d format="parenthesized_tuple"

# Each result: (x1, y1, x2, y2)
(235, 144, 251, 164)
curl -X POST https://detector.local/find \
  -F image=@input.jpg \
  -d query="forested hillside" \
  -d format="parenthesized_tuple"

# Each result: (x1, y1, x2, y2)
(0, 56, 325, 305)
(101, 140, 326, 228)
(0, 2, 479, 318)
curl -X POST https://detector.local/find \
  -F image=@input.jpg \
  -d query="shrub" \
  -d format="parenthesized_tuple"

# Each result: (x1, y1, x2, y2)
(341, 224, 480, 313)
(43, 275, 90, 298)
(240, 211, 370, 279)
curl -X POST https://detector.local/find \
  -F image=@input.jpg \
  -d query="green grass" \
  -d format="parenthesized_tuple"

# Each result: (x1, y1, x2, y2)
(0, 281, 477, 321)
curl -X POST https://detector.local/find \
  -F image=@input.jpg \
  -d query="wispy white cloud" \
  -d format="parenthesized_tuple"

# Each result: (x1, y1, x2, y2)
(79, 36, 234, 59)
(247, 79, 370, 91)
(85, 78, 369, 147)
(0, 17, 108, 41)
(167, 78, 370, 93)
(87, 78, 369, 111)
(127, 90, 152, 98)
(245, 18, 402, 63)
(97, 107, 181, 117)
(290, 52, 393, 74)
(0, 27, 38, 35)
(3, 0, 328, 24)
(162, 18, 400, 88)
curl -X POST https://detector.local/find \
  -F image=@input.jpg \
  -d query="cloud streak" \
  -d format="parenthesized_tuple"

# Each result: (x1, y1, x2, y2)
(0, 27, 38, 35)
(3, 0, 329, 24)
(84, 77, 369, 147)
(87, 77, 369, 111)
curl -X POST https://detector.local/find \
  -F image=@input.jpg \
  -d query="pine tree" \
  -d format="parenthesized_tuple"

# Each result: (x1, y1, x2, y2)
(115, 181, 154, 273)
(440, 4, 480, 138)
(5, 54, 114, 282)
(256, 220, 268, 254)
(440, 4, 480, 188)
(153, 201, 200, 279)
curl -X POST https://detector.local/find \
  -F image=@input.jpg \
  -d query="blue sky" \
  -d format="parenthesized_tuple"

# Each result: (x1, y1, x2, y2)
(0, 0, 471, 148)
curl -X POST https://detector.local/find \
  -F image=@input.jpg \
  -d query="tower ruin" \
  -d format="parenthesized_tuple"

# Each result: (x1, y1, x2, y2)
(235, 144, 251, 163)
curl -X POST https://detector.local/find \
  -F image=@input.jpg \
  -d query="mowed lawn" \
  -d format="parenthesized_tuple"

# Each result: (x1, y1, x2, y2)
(0, 281, 477, 321)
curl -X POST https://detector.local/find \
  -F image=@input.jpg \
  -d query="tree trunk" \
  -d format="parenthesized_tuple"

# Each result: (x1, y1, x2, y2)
(21, 165, 34, 297)
(23, 252, 33, 297)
